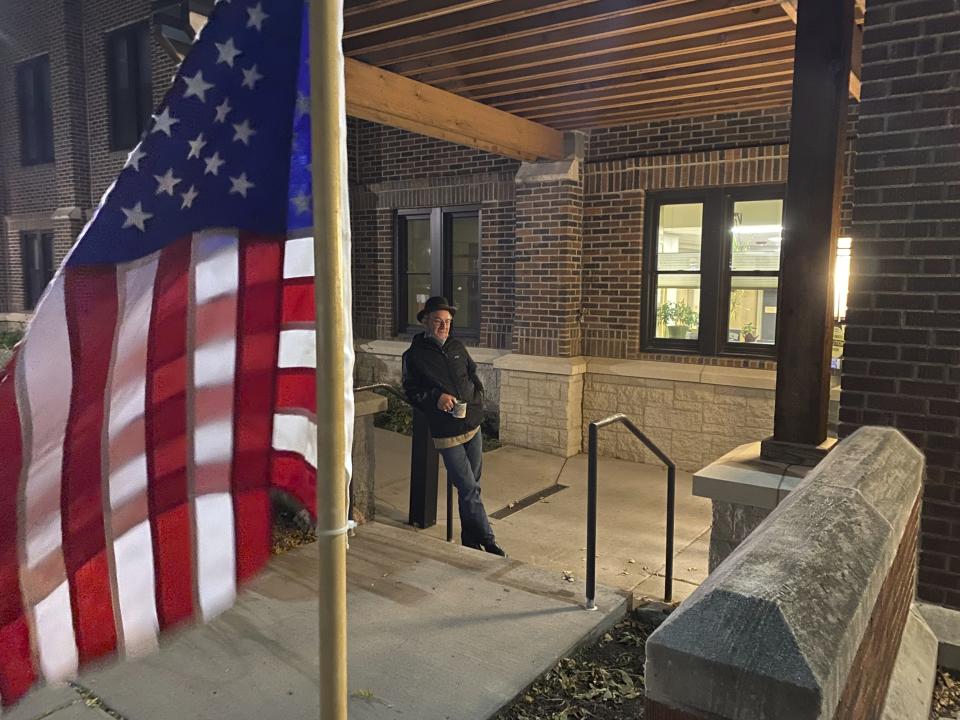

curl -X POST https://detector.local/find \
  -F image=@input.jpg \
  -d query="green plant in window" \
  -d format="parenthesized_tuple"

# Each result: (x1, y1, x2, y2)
(742, 322, 757, 343)
(657, 300, 699, 339)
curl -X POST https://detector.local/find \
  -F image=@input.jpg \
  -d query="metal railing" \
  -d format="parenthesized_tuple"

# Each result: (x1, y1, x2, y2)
(586, 414, 676, 609)
(354, 384, 454, 543)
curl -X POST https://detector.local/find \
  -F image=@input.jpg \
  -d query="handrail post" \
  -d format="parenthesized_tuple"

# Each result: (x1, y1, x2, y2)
(665, 465, 675, 604)
(586, 423, 598, 610)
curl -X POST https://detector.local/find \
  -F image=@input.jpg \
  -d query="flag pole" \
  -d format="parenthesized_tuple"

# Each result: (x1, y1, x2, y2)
(309, 1, 349, 719)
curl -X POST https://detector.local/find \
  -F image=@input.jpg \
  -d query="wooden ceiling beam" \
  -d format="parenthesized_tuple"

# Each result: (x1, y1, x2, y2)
(390, 0, 784, 78)
(344, 0, 613, 57)
(409, 12, 793, 86)
(492, 56, 795, 114)
(527, 78, 795, 124)
(343, 58, 565, 162)
(351, 0, 693, 67)
(778, 0, 861, 99)
(343, 0, 502, 38)
(548, 92, 794, 129)
(452, 30, 797, 98)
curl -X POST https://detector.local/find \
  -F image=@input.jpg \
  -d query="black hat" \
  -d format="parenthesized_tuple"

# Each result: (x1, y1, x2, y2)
(417, 296, 458, 322)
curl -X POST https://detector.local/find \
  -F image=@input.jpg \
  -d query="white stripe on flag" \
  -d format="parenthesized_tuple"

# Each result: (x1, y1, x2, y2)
(19, 276, 79, 681)
(272, 413, 318, 468)
(33, 582, 77, 682)
(107, 256, 161, 657)
(190, 230, 238, 621)
(277, 328, 316, 369)
(282, 235, 314, 279)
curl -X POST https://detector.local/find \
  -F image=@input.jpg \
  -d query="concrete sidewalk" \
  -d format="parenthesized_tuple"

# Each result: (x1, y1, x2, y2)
(6, 523, 627, 720)
(374, 428, 712, 603)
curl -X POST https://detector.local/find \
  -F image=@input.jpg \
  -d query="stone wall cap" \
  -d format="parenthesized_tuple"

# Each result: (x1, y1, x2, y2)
(493, 354, 587, 375)
(515, 158, 579, 184)
(700, 365, 776, 390)
(354, 390, 387, 417)
(646, 427, 925, 720)
(587, 358, 701, 383)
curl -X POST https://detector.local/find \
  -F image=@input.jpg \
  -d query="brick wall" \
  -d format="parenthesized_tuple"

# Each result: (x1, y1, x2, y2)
(839, 0, 960, 608)
(349, 120, 519, 348)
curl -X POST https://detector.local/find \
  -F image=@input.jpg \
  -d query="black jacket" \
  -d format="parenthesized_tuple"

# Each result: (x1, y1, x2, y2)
(402, 333, 484, 439)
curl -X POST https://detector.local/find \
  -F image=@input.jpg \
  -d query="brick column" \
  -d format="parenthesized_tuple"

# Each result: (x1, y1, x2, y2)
(840, 0, 960, 608)
(350, 200, 394, 340)
(513, 150, 584, 358)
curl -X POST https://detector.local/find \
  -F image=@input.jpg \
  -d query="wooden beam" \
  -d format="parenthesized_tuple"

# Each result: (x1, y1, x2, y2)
(779, 0, 860, 99)
(548, 93, 794, 129)
(410, 11, 792, 86)
(764, 0, 855, 455)
(391, 0, 785, 79)
(494, 57, 794, 115)
(456, 29, 797, 98)
(344, 0, 591, 56)
(533, 83, 790, 129)
(344, 58, 565, 161)
(351, 0, 694, 66)
(344, 0, 502, 37)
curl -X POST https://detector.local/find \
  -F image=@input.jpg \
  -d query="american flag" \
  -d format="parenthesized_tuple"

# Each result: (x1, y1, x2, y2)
(0, 0, 354, 706)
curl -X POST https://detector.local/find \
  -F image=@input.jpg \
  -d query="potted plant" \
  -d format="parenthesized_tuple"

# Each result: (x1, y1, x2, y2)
(657, 300, 698, 339)
(742, 322, 757, 343)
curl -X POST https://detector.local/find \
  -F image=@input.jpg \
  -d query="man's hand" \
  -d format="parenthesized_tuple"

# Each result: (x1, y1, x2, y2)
(436, 393, 457, 412)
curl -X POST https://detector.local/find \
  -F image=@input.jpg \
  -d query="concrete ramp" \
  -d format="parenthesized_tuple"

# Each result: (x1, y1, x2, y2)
(7, 522, 627, 720)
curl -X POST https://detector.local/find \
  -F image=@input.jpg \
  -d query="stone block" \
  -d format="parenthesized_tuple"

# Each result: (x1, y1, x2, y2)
(529, 379, 562, 400)
(645, 406, 702, 432)
(674, 382, 716, 403)
(645, 428, 925, 720)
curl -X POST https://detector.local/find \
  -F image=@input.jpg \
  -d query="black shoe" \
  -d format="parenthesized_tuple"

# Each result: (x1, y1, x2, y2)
(463, 541, 482, 551)
(483, 541, 507, 557)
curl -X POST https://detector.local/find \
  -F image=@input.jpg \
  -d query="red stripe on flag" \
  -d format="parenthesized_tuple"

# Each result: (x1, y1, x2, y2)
(0, 354, 37, 705)
(275, 367, 316, 414)
(62, 267, 119, 664)
(146, 237, 194, 629)
(269, 451, 317, 517)
(281, 277, 314, 324)
(232, 234, 283, 582)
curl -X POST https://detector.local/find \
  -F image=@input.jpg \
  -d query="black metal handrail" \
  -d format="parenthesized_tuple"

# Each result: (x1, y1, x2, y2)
(586, 413, 676, 609)
(354, 383, 454, 543)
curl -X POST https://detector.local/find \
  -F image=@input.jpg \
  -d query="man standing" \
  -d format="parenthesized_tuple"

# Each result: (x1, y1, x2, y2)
(402, 296, 506, 556)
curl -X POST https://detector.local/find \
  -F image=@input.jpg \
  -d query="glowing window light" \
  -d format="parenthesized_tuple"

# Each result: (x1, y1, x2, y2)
(835, 237, 852, 322)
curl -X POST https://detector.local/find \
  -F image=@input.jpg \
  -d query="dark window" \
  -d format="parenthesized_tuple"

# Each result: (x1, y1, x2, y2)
(396, 207, 480, 337)
(21, 231, 55, 310)
(643, 186, 784, 357)
(15, 55, 54, 165)
(106, 23, 152, 150)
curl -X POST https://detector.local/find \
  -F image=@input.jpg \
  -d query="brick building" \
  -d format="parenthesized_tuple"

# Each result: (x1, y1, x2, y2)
(1, 0, 958, 609)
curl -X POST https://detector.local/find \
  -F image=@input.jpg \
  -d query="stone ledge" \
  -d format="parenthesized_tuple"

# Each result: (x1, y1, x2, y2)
(881, 605, 938, 720)
(354, 391, 387, 418)
(494, 353, 587, 376)
(646, 427, 925, 720)
(587, 357, 775, 389)
(693, 441, 811, 510)
(917, 602, 960, 672)
(515, 158, 579, 184)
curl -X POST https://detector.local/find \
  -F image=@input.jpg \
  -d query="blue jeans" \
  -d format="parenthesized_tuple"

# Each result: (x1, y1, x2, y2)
(438, 431, 494, 547)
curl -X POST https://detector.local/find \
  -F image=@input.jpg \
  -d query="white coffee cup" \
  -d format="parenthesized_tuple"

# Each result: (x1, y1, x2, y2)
(451, 400, 467, 419)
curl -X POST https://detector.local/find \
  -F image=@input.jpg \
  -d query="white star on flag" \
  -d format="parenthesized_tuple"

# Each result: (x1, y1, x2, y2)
(241, 64, 263, 90)
(295, 92, 310, 121)
(215, 37, 242, 67)
(229, 172, 255, 197)
(154, 168, 182, 196)
(214, 97, 232, 123)
(291, 190, 310, 214)
(180, 185, 199, 209)
(232, 119, 256, 145)
(182, 70, 215, 102)
(187, 133, 207, 160)
(121, 202, 153, 231)
(204, 152, 226, 176)
(246, 3, 269, 31)
(125, 145, 147, 171)
(151, 107, 179, 137)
